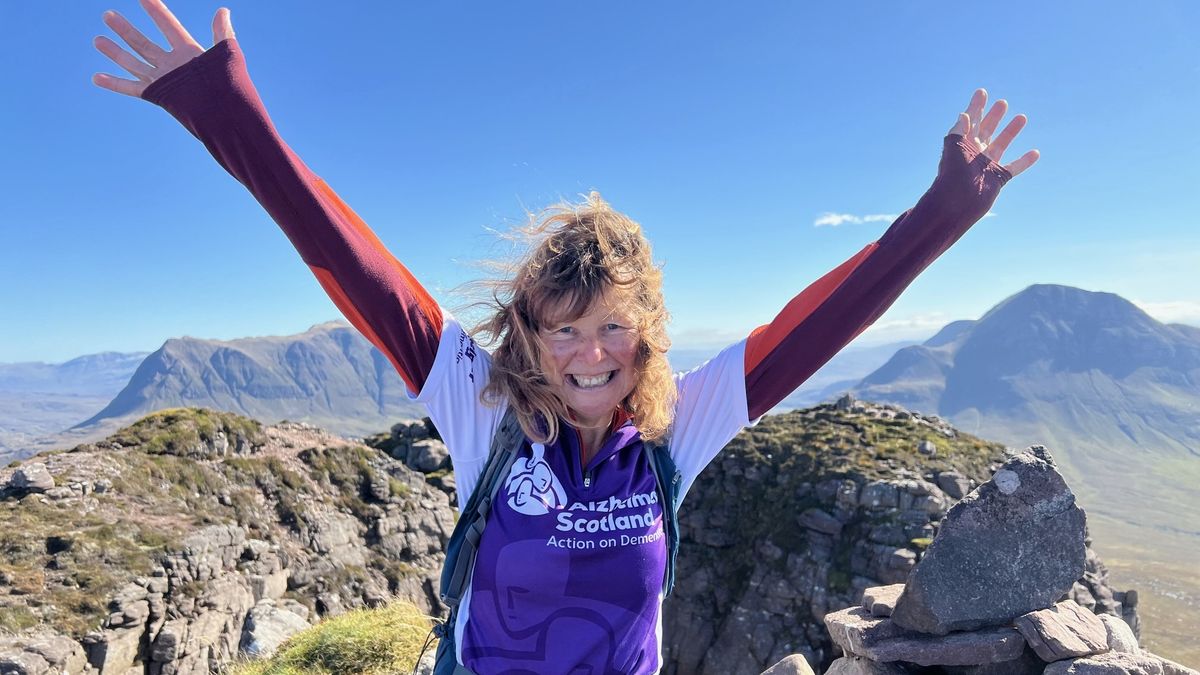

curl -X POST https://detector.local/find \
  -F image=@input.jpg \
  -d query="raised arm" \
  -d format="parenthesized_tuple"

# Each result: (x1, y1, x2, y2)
(93, 1, 442, 394)
(743, 90, 1039, 419)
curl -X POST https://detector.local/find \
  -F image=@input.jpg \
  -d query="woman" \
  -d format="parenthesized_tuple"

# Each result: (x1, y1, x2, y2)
(93, 3, 1038, 673)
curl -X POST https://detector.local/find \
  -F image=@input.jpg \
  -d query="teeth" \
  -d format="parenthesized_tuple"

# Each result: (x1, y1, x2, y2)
(572, 372, 614, 388)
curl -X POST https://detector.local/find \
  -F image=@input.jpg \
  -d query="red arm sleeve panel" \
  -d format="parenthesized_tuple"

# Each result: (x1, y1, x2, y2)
(744, 134, 1013, 419)
(141, 39, 441, 395)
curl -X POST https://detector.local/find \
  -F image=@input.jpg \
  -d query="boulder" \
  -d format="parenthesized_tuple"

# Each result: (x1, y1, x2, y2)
(1098, 614, 1138, 653)
(824, 607, 912, 656)
(798, 508, 842, 535)
(862, 584, 905, 618)
(1015, 601, 1108, 662)
(891, 446, 1087, 635)
(0, 650, 50, 675)
(936, 470, 971, 499)
(239, 601, 311, 658)
(407, 440, 449, 473)
(759, 653, 817, 675)
(8, 463, 55, 492)
(1042, 650, 1196, 674)
(863, 628, 1026, 666)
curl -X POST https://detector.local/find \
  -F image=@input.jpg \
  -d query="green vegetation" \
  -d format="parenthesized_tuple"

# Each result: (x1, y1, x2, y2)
(0, 498, 171, 636)
(109, 408, 264, 459)
(223, 600, 434, 675)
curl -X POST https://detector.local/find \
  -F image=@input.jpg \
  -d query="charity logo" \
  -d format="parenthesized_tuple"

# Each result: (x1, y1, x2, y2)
(504, 443, 567, 516)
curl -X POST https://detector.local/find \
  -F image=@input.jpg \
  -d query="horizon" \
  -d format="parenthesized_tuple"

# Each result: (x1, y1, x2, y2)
(3, 1, 1199, 363)
(4, 281, 1197, 366)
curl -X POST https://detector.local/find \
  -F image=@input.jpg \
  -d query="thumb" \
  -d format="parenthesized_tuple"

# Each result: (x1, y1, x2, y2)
(213, 7, 235, 43)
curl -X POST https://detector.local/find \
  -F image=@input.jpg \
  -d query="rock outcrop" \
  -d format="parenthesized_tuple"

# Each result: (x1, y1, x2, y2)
(813, 446, 1194, 675)
(659, 402, 1143, 675)
(0, 410, 453, 675)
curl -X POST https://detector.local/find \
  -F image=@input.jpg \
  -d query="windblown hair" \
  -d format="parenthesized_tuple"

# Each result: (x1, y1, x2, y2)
(470, 192, 676, 444)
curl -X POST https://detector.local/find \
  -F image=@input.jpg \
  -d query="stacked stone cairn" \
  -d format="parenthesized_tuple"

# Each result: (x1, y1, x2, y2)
(820, 446, 1197, 675)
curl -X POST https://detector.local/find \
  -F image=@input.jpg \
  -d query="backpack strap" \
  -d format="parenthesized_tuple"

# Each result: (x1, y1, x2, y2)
(645, 439, 683, 597)
(439, 405, 525, 610)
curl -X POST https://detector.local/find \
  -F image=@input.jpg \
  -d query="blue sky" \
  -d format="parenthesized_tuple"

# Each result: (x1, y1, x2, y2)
(2, 1, 1198, 363)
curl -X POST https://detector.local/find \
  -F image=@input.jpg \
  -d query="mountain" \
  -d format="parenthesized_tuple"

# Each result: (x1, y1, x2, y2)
(853, 284, 1200, 459)
(0, 351, 149, 395)
(848, 284, 1200, 659)
(77, 322, 425, 440)
(0, 352, 149, 461)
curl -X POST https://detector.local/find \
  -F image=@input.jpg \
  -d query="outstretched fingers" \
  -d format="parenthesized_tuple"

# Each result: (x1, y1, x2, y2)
(984, 114, 1026, 163)
(139, 0, 202, 52)
(1005, 149, 1040, 178)
(94, 35, 154, 81)
(103, 10, 167, 63)
(92, 72, 144, 97)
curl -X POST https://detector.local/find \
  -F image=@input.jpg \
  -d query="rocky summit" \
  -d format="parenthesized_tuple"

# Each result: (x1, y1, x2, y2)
(0, 401, 1188, 674)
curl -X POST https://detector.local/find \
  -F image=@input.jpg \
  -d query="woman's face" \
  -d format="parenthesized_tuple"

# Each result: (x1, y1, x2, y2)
(538, 293, 640, 429)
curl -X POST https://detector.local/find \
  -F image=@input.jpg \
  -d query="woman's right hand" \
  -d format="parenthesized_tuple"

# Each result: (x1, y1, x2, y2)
(93, 0, 234, 98)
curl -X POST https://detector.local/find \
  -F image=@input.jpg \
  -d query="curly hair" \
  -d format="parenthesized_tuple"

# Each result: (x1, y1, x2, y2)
(469, 192, 676, 444)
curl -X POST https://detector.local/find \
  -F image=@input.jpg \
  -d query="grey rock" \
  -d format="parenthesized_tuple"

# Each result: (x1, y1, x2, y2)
(86, 626, 142, 675)
(870, 628, 1027, 666)
(824, 607, 911, 657)
(0, 650, 50, 675)
(1042, 650, 1174, 674)
(407, 439, 449, 473)
(891, 446, 1087, 635)
(759, 653, 816, 675)
(239, 601, 311, 658)
(918, 440, 937, 456)
(860, 481, 901, 509)
(824, 656, 909, 674)
(21, 635, 87, 674)
(1099, 614, 1138, 653)
(798, 508, 843, 535)
(1014, 601, 1108, 662)
(43, 486, 74, 500)
(862, 584, 905, 618)
(936, 470, 971, 500)
(940, 648, 1047, 674)
(9, 463, 54, 492)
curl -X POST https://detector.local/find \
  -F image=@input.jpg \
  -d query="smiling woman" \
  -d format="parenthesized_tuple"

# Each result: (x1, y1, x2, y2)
(91, 1, 1037, 673)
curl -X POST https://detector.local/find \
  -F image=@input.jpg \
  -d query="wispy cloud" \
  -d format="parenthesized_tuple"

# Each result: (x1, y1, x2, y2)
(814, 211, 995, 227)
(1133, 300, 1200, 326)
(855, 312, 953, 344)
(813, 212, 898, 227)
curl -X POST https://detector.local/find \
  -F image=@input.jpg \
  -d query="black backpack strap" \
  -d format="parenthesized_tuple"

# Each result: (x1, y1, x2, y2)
(645, 439, 683, 597)
(439, 406, 525, 609)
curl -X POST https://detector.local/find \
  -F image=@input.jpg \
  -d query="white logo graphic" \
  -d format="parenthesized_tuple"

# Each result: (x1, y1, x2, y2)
(504, 443, 567, 516)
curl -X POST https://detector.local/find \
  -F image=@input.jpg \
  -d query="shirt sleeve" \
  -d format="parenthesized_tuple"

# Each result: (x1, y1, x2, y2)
(141, 39, 442, 396)
(669, 340, 754, 501)
(410, 314, 506, 508)
(742, 133, 1013, 419)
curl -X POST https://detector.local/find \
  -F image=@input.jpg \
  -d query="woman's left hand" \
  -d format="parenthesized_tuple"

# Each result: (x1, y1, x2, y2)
(950, 89, 1040, 178)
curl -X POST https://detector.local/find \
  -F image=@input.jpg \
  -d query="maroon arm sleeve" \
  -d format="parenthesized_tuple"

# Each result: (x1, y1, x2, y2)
(743, 134, 1013, 419)
(141, 39, 442, 395)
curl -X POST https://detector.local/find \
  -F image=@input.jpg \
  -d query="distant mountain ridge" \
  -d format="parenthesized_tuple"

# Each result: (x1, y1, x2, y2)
(78, 322, 424, 438)
(853, 284, 1200, 458)
(0, 351, 149, 396)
